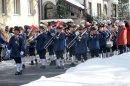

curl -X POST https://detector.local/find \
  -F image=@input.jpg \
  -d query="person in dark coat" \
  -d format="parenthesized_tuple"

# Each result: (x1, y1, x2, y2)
(75, 26, 88, 64)
(0, 29, 8, 62)
(111, 26, 118, 55)
(8, 26, 25, 75)
(54, 26, 66, 69)
(88, 27, 100, 58)
(35, 24, 47, 69)
(66, 25, 77, 66)
(99, 26, 110, 58)
(46, 23, 56, 66)
(105, 24, 112, 57)
(27, 29, 37, 65)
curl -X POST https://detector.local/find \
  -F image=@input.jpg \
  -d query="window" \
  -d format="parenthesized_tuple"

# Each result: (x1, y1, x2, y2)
(88, 2, 92, 15)
(97, 3, 101, 17)
(111, 4, 116, 17)
(2, 0, 6, 15)
(44, 3, 54, 19)
(71, 12, 74, 16)
(14, 0, 20, 15)
(28, 0, 33, 15)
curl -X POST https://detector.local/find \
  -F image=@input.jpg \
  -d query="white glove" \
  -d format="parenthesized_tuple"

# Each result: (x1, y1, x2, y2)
(51, 33, 55, 36)
(7, 50, 11, 54)
(20, 51, 24, 55)
(75, 31, 79, 36)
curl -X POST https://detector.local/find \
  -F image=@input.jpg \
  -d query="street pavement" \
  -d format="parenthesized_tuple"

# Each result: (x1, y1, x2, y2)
(0, 59, 73, 86)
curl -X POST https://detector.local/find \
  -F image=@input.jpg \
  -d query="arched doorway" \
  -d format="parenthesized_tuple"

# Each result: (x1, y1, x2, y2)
(44, 3, 54, 19)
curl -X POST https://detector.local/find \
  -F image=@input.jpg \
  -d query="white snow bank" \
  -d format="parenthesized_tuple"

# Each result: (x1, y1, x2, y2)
(21, 52, 130, 86)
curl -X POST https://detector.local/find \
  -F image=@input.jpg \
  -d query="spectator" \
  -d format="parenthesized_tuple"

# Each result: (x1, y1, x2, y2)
(125, 22, 130, 51)
(5, 26, 10, 42)
(117, 22, 127, 54)
(9, 27, 14, 37)
(0, 28, 8, 62)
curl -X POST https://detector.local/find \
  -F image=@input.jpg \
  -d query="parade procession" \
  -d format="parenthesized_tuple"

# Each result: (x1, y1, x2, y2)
(1, 0, 130, 86)
(0, 19, 129, 75)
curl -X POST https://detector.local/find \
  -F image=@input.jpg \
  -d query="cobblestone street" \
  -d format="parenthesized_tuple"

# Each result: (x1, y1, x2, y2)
(0, 59, 72, 86)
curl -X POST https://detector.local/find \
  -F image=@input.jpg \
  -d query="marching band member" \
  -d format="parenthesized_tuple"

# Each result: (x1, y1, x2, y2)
(104, 24, 111, 57)
(19, 26, 27, 68)
(117, 22, 127, 54)
(54, 26, 66, 69)
(8, 26, 25, 75)
(35, 24, 47, 69)
(27, 28, 37, 65)
(75, 26, 88, 64)
(66, 25, 77, 66)
(88, 27, 100, 58)
(111, 26, 118, 55)
(99, 25, 109, 58)
(47, 23, 56, 66)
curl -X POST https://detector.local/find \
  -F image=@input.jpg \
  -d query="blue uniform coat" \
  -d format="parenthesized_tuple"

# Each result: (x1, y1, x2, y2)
(46, 30, 56, 45)
(8, 35, 25, 58)
(21, 33, 27, 51)
(99, 31, 110, 46)
(35, 33, 47, 50)
(75, 33, 88, 54)
(88, 34, 100, 50)
(66, 31, 76, 47)
(54, 32, 65, 51)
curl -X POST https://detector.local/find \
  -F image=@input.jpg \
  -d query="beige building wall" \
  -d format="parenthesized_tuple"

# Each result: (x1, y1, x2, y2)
(0, 0, 39, 28)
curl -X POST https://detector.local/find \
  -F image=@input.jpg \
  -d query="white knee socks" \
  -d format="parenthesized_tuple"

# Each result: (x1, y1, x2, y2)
(71, 56, 75, 63)
(78, 61, 81, 64)
(30, 56, 33, 61)
(41, 59, 46, 66)
(57, 59, 61, 67)
(61, 59, 64, 66)
(21, 58, 25, 65)
(103, 53, 106, 58)
(16, 63, 22, 72)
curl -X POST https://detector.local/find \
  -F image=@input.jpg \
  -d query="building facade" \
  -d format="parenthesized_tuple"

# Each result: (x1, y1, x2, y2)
(40, 0, 118, 24)
(76, 0, 118, 18)
(0, 0, 119, 27)
(0, 0, 39, 28)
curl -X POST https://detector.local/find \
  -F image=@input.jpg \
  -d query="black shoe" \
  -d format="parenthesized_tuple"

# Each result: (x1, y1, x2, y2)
(15, 72, 22, 75)
(56, 66, 61, 69)
(81, 59, 84, 62)
(50, 61, 53, 66)
(53, 60, 56, 66)
(20, 70, 23, 74)
(40, 65, 46, 69)
(22, 64, 25, 68)
(61, 66, 65, 69)
(70, 63, 75, 66)
(29, 61, 34, 65)
(35, 59, 38, 65)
